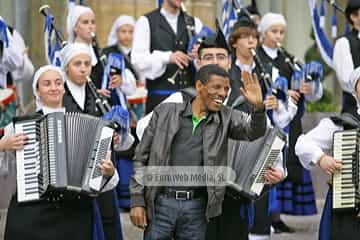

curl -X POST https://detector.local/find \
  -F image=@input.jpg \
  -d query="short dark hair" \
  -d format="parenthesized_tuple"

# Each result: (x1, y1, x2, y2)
(195, 64, 230, 84)
(346, 0, 360, 25)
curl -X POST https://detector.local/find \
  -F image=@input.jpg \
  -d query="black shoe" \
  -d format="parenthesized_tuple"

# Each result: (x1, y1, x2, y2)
(272, 220, 295, 234)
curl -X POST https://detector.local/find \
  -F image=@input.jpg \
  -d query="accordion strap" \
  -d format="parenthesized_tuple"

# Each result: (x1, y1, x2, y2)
(330, 113, 360, 129)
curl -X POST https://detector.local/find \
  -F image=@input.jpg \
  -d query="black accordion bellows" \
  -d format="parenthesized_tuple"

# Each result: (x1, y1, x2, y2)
(14, 112, 114, 203)
(227, 127, 286, 200)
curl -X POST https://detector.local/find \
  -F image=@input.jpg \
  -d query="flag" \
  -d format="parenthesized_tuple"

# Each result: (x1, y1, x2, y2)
(43, 12, 62, 66)
(221, 0, 242, 41)
(0, 18, 9, 48)
(308, 0, 334, 68)
(187, 25, 214, 53)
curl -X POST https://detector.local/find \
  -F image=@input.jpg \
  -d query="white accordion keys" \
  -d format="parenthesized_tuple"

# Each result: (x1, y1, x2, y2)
(89, 126, 114, 191)
(332, 129, 360, 210)
(15, 120, 41, 203)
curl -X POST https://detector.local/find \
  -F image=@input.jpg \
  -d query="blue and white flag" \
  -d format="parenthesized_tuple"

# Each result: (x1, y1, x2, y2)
(43, 12, 62, 66)
(308, 0, 334, 68)
(221, 0, 242, 42)
(187, 25, 214, 53)
(101, 53, 127, 108)
(101, 53, 125, 90)
(0, 18, 9, 48)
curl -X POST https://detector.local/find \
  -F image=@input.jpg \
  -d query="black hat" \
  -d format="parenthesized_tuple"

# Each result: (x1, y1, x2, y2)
(232, 9, 256, 31)
(246, 0, 260, 16)
(346, 0, 360, 22)
(198, 19, 231, 54)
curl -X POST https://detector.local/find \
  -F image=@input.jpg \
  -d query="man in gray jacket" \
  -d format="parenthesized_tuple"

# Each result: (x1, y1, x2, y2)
(130, 64, 266, 240)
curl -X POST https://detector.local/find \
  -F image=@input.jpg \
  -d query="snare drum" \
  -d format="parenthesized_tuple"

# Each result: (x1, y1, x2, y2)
(0, 87, 17, 131)
(127, 84, 147, 127)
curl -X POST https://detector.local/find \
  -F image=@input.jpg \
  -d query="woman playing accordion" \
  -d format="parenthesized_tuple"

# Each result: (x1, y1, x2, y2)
(4, 65, 119, 240)
(295, 66, 360, 240)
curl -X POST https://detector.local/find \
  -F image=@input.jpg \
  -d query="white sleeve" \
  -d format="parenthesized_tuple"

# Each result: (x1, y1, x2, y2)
(10, 30, 34, 82)
(295, 118, 341, 170)
(119, 68, 136, 96)
(272, 98, 298, 129)
(101, 170, 119, 192)
(1, 33, 23, 73)
(136, 92, 184, 140)
(194, 17, 203, 34)
(333, 37, 355, 93)
(136, 112, 153, 140)
(131, 16, 172, 81)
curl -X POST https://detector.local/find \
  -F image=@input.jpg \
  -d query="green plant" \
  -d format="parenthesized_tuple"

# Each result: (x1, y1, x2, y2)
(304, 29, 338, 113)
(306, 88, 338, 112)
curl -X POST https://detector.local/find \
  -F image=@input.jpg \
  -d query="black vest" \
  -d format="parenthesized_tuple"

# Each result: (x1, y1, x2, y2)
(62, 83, 99, 116)
(343, 30, 360, 115)
(145, 9, 195, 101)
(90, 45, 105, 90)
(227, 61, 267, 110)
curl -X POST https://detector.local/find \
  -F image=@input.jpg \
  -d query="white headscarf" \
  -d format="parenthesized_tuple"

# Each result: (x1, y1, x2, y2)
(258, 13, 287, 35)
(60, 42, 93, 70)
(66, 5, 94, 43)
(32, 65, 65, 111)
(107, 15, 135, 46)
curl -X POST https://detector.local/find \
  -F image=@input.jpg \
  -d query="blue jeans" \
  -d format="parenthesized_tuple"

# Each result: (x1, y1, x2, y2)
(144, 195, 207, 240)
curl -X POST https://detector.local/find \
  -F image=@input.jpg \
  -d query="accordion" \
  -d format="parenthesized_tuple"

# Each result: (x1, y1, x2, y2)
(227, 127, 286, 200)
(14, 112, 114, 203)
(332, 129, 360, 211)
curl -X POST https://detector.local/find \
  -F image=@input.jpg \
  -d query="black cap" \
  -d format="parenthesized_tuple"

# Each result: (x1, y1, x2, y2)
(198, 19, 231, 54)
(246, 0, 260, 16)
(346, 0, 360, 22)
(232, 9, 256, 31)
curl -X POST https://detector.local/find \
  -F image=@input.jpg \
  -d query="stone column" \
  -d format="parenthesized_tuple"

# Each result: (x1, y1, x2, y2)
(186, 0, 217, 29)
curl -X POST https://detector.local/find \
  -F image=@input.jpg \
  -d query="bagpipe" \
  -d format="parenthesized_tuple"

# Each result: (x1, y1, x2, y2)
(38, 5, 129, 140)
(251, 48, 288, 102)
(224, 0, 289, 104)
(39, 5, 67, 66)
(276, 42, 323, 94)
(167, 2, 197, 85)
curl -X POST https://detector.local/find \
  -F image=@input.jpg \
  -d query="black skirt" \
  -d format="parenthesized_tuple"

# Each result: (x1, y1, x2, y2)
(206, 195, 249, 240)
(331, 210, 360, 240)
(249, 191, 272, 235)
(4, 194, 93, 240)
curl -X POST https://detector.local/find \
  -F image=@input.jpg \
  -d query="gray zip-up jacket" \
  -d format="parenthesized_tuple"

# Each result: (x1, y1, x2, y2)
(130, 101, 266, 220)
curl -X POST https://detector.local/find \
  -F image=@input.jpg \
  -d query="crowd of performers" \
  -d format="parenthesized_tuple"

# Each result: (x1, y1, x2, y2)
(0, 0, 360, 239)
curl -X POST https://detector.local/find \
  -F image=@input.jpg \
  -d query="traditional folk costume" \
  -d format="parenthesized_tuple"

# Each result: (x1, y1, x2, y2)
(4, 65, 118, 240)
(250, 13, 322, 238)
(60, 44, 124, 240)
(102, 15, 139, 209)
(295, 66, 360, 240)
(131, 6, 203, 113)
